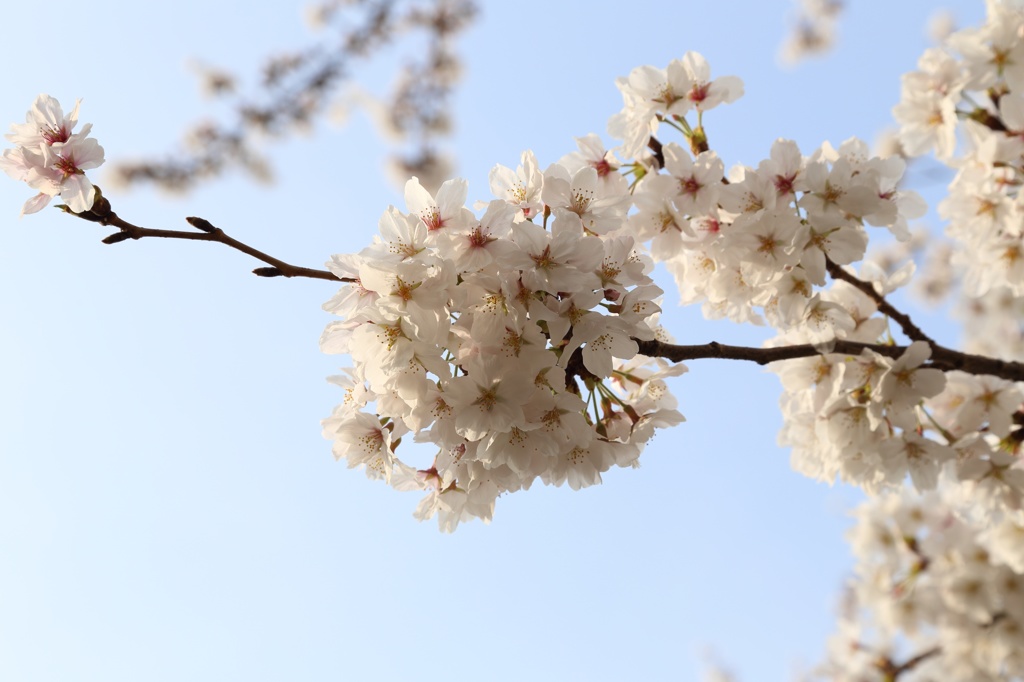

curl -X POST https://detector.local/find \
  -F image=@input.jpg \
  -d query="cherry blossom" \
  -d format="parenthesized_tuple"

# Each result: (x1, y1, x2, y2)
(9, 17, 1024, 675)
(1, 94, 105, 214)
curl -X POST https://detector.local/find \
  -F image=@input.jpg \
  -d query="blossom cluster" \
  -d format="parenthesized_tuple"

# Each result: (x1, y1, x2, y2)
(800, 3, 1024, 675)
(318, 48, 961, 531)
(632, 136, 923, 331)
(894, 0, 1024, 299)
(0, 95, 104, 215)
(6, 7, 1024, 672)
(316, 26, 1024, 669)
(605, 50, 1019, 534)
(319, 165, 685, 531)
(817, 486, 1024, 680)
(771, 0, 1024, 524)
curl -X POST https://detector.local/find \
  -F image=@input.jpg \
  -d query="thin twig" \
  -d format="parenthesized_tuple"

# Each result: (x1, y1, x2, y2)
(61, 193, 1024, 384)
(825, 257, 934, 344)
(635, 338, 1024, 384)
(893, 646, 941, 676)
(65, 190, 347, 283)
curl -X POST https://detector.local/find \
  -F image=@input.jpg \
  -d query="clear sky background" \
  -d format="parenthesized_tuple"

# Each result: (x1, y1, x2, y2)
(0, 1, 985, 680)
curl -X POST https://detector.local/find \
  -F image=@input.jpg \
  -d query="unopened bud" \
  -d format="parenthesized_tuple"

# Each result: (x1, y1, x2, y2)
(186, 216, 218, 233)
(88, 185, 112, 220)
(102, 231, 132, 244)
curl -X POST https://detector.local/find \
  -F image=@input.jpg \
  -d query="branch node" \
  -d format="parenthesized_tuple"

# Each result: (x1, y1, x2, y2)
(253, 266, 284, 277)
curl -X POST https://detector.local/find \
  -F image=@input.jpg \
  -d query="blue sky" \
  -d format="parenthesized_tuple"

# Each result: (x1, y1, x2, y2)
(0, 1, 984, 680)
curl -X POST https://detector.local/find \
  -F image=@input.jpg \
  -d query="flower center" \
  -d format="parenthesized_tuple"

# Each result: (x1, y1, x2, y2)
(41, 124, 70, 145)
(54, 153, 82, 178)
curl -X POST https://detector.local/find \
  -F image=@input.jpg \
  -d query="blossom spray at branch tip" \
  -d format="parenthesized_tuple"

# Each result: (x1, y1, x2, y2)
(2, 94, 105, 215)
(58, 183, 110, 223)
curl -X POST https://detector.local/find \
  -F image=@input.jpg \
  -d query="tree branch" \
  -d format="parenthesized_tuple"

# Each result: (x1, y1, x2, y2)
(825, 257, 933, 344)
(893, 646, 941, 676)
(635, 338, 1024, 383)
(62, 192, 1024, 383)
(111, 0, 477, 194)
(647, 136, 665, 169)
(65, 189, 347, 283)
(871, 645, 942, 680)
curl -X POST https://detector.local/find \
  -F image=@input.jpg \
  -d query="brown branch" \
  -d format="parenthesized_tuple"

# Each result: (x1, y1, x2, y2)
(647, 136, 665, 169)
(967, 107, 1008, 133)
(635, 338, 1024, 384)
(59, 194, 1024, 383)
(113, 1, 398, 190)
(825, 257, 934, 344)
(873, 645, 941, 680)
(112, 0, 476, 194)
(895, 646, 941, 675)
(564, 344, 598, 390)
(64, 189, 347, 283)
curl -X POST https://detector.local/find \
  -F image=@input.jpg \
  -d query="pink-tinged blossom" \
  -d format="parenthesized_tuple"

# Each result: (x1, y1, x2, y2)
(608, 52, 743, 158)
(559, 133, 628, 194)
(357, 258, 454, 326)
(452, 272, 521, 342)
(413, 478, 477, 533)
(628, 175, 692, 255)
(627, 62, 693, 117)
(446, 200, 516, 273)
(321, 253, 379, 319)
(6, 94, 85, 149)
(488, 150, 544, 222)
(315, 12, 1024, 539)
(26, 138, 105, 213)
(507, 219, 603, 293)
(2, 95, 105, 215)
(322, 410, 408, 483)
(360, 206, 430, 264)
(404, 176, 475, 236)
(676, 51, 744, 112)
(541, 163, 629, 236)
(757, 138, 808, 201)
(662, 144, 724, 216)
(720, 165, 778, 215)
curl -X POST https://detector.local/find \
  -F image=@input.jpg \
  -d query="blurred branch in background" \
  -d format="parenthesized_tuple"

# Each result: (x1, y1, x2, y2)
(779, 0, 844, 65)
(111, 0, 477, 195)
